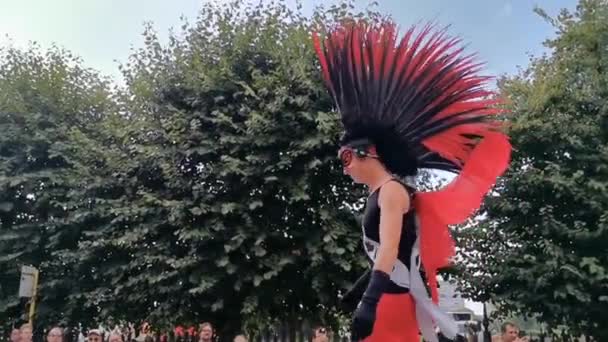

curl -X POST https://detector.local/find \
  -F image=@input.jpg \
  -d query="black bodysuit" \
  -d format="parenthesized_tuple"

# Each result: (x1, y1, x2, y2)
(362, 179, 418, 292)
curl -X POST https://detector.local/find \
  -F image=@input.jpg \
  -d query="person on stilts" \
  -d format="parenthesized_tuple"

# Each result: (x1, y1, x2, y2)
(312, 18, 512, 342)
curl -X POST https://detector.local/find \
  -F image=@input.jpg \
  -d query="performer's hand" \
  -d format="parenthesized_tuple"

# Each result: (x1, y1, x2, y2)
(349, 270, 391, 341)
(350, 299, 377, 341)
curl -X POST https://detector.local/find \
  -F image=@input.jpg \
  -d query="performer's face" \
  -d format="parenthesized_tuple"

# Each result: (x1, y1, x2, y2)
(338, 145, 377, 183)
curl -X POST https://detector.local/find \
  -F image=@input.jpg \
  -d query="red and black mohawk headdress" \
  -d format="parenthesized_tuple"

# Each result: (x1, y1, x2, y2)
(313, 19, 512, 302)
(313, 19, 505, 176)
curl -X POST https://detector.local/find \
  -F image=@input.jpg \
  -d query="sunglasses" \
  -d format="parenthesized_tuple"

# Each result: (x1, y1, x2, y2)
(338, 146, 378, 168)
(316, 328, 327, 335)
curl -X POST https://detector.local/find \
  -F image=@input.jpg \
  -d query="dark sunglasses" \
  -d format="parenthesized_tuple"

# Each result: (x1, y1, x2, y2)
(338, 146, 378, 167)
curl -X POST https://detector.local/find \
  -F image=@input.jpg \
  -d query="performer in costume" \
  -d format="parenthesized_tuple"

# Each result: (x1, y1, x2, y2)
(312, 19, 512, 342)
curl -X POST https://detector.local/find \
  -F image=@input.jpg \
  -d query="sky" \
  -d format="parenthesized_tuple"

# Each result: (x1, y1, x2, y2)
(0, 0, 578, 315)
(0, 0, 578, 84)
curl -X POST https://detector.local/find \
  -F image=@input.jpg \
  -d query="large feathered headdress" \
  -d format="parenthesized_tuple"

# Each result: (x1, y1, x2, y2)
(312, 19, 504, 176)
(313, 19, 512, 307)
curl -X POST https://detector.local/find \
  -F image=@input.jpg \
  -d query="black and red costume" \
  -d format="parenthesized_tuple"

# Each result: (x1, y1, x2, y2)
(312, 19, 512, 342)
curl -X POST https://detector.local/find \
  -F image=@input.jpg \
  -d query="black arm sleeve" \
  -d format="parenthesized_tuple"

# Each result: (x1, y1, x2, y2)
(339, 269, 372, 312)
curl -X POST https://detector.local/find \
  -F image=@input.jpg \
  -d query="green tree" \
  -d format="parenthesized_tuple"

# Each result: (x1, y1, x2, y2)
(0, 43, 116, 327)
(85, 0, 374, 336)
(1, 0, 384, 339)
(460, 0, 608, 339)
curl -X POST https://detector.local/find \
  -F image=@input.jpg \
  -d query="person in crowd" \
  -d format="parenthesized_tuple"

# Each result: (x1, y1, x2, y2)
(108, 332, 124, 342)
(20, 324, 33, 342)
(233, 334, 248, 342)
(46, 327, 63, 342)
(199, 323, 214, 342)
(492, 322, 528, 342)
(87, 329, 103, 342)
(10, 328, 21, 342)
(311, 325, 329, 342)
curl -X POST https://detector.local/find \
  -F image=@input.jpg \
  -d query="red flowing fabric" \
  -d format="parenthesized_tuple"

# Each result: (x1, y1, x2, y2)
(363, 293, 420, 342)
(415, 132, 512, 303)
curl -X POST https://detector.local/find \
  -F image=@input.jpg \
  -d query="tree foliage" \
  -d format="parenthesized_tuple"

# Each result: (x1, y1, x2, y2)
(0, 0, 386, 339)
(0, 43, 116, 326)
(459, 0, 608, 339)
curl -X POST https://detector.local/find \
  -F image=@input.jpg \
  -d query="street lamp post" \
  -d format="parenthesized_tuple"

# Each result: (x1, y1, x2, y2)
(483, 303, 491, 342)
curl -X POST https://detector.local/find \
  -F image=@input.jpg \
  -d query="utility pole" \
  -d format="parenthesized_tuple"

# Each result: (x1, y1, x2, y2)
(19, 265, 40, 325)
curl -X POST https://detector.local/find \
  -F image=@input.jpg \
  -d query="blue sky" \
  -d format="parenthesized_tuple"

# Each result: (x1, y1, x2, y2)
(0, 0, 578, 84)
(376, 0, 577, 77)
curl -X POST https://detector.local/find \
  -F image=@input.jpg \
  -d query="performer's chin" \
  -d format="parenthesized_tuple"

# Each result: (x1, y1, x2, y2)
(350, 177, 368, 185)
(343, 170, 366, 184)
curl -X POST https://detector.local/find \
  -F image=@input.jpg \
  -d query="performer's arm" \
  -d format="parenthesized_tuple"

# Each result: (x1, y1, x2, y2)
(351, 182, 410, 341)
(375, 181, 409, 272)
